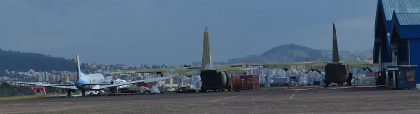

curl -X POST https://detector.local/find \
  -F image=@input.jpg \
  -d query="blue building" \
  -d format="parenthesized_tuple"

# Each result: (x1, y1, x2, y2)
(374, 0, 420, 86)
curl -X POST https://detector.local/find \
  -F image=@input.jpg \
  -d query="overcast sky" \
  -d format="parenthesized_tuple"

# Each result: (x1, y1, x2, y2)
(0, 0, 377, 65)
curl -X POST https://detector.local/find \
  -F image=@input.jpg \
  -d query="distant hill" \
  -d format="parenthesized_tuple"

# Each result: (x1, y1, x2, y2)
(228, 44, 372, 64)
(0, 49, 75, 72)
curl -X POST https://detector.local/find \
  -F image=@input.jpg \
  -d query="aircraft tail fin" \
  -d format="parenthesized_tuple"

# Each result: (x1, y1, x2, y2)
(201, 26, 213, 71)
(332, 23, 340, 63)
(76, 54, 81, 80)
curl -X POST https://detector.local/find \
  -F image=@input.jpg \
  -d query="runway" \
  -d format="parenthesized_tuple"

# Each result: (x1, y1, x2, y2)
(2, 86, 420, 114)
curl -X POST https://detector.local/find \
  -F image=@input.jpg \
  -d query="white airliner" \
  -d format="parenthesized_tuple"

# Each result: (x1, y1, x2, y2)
(19, 54, 173, 96)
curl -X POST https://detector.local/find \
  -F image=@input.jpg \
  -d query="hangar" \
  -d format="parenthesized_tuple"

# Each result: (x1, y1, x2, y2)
(374, 0, 420, 86)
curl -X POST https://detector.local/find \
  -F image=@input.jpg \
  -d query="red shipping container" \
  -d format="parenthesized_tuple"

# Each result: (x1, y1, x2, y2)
(137, 82, 157, 88)
(232, 75, 259, 90)
(232, 76, 241, 90)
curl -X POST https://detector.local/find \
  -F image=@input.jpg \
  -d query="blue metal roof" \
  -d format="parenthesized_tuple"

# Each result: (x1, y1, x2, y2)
(382, 0, 420, 21)
(395, 13, 420, 25)
(392, 13, 420, 39)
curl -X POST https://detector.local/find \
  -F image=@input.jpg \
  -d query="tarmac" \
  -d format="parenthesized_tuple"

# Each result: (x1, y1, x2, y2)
(1, 86, 420, 114)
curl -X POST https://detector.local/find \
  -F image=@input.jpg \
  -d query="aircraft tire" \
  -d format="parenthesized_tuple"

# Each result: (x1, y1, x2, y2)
(82, 90, 86, 97)
(324, 81, 330, 88)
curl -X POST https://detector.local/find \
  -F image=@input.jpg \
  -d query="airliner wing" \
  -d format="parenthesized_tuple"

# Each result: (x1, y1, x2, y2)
(49, 85, 78, 89)
(79, 83, 110, 85)
(99, 76, 173, 89)
(11, 82, 77, 89)
(12, 82, 74, 86)
(144, 76, 173, 83)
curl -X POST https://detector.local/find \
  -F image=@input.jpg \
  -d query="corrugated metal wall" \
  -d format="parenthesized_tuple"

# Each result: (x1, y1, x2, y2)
(409, 39, 420, 84)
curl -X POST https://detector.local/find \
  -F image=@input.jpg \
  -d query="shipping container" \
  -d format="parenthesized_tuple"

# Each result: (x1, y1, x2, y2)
(137, 82, 157, 88)
(232, 75, 259, 90)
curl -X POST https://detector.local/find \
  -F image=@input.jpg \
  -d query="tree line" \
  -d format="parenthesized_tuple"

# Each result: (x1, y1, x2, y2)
(0, 49, 75, 72)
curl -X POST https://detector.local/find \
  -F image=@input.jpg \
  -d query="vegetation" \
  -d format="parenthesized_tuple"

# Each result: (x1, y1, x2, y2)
(0, 49, 75, 72)
(0, 82, 32, 97)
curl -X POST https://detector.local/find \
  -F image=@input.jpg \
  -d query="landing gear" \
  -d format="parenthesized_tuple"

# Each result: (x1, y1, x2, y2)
(225, 87, 231, 92)
(200, 87, 207, 93)
(324, 81, 347, 87)
(324, 81, 330, 88)
(67, 89, 72, 97)
(82, 90, 86, 97)
(347, 73, 353, 86)
(288, 76, 299, 88)
(337, 82, 342, 86)
(110, 87, 118, 94)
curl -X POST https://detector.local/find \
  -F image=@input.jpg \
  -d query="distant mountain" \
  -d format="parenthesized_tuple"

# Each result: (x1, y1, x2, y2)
(0, 49, 75, 72)
(228, 44, 372, 64)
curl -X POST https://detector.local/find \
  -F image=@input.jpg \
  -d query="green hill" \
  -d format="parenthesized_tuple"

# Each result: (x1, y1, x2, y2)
(228, 44, 372, 64)
(0, 49, 75, 72)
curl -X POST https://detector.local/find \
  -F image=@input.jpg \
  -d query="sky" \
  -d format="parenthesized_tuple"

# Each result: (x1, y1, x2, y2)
(0, 0, 377, 66)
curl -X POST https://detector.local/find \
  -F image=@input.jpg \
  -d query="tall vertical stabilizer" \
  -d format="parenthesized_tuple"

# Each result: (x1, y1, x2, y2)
(201, 27, 213, 71)
(332, 23, 340, 63)
(200, 27, 228, 92)
(324, 23, 348, 86)
(76, 54, 81, 80)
